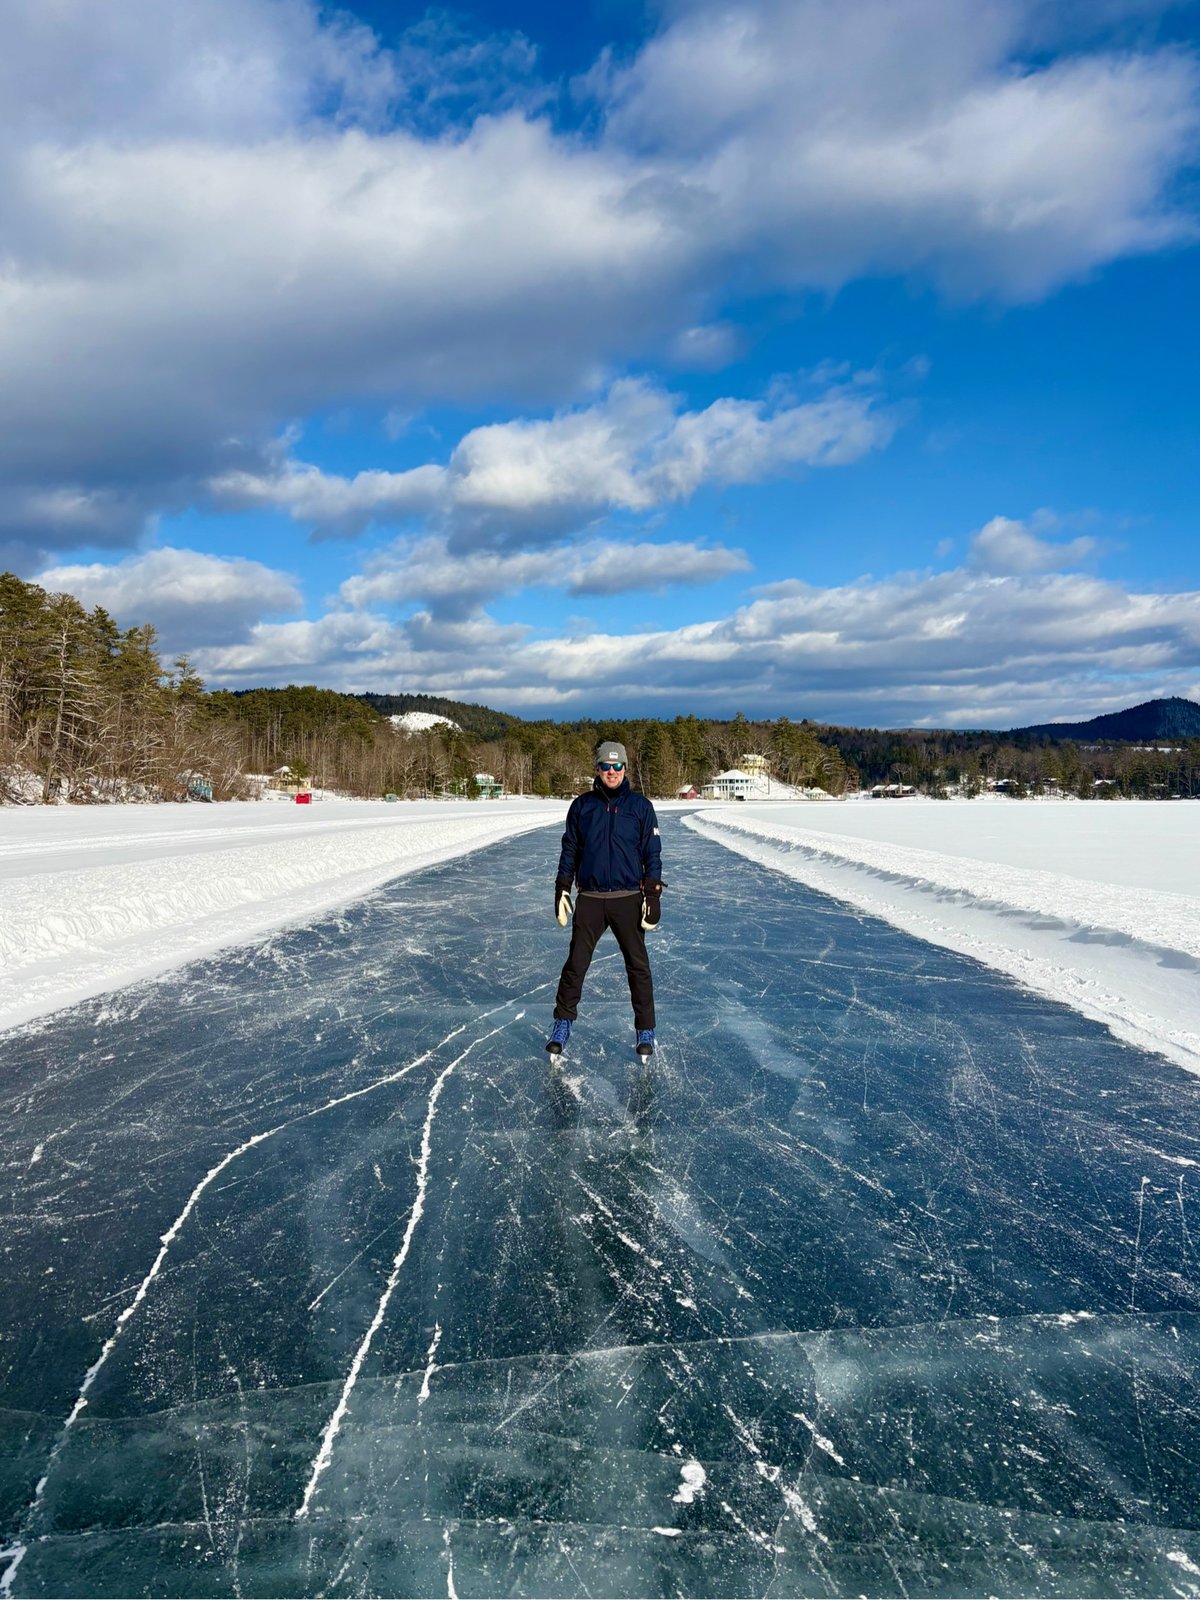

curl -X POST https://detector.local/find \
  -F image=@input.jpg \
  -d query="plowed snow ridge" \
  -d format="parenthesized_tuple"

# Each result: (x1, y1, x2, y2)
(0, 799, 562, 1032)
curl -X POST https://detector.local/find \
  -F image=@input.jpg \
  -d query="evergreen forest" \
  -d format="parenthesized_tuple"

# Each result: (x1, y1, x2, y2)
(3, 571, 1198, 805)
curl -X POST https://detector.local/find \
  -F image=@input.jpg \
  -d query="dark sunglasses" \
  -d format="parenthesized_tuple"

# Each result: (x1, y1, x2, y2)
(596, 761, 625, 772)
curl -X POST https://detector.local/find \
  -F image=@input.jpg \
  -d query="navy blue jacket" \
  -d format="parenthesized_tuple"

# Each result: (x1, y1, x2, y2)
(557, 777, 662, 893)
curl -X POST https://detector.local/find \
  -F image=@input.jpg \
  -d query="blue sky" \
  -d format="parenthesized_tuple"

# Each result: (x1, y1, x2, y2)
(5, 0, 1199, 726)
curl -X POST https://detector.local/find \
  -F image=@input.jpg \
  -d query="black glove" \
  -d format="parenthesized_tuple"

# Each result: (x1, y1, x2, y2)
(555, 879, 573, 926)
(641, 880, 663, 929)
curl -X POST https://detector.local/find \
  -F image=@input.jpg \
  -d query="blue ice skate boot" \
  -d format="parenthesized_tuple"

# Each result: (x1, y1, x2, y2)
(635, 1028, 656, 1061)
(546, 1017, 572, 1057)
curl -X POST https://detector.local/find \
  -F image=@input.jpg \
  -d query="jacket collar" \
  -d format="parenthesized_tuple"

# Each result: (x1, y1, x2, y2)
(593, 775, 631, 803)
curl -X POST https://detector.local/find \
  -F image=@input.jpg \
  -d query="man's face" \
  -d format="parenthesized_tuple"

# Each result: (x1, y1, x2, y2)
(596, 762, 625, 789)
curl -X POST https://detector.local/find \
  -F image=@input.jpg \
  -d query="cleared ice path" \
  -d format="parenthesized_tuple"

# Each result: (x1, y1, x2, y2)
(2, 823, 1200, 1597)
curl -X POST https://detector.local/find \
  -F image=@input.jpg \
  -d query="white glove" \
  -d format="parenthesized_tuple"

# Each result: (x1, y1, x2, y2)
(556, 887, 572, 926)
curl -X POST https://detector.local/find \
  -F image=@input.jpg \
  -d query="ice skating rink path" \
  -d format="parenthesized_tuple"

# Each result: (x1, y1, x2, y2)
(2, 821, 1200, 1596)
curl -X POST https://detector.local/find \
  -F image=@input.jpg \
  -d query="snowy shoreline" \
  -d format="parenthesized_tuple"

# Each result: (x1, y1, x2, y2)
(688, 800, 1200, 1078)
(0, 799, 563, 1034)
(6, 795, 1199, 1076)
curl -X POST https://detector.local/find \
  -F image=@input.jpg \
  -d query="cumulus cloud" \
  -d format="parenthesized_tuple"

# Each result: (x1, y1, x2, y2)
(189, 555, 1200, 727)
(601, 0, 1200, 298)
(199, 605, 529, 682)
(969, 514, 1099, 573)
(340, 535, 752, 616)
(33, 547, 302, 651)
(566, 541, 750, 598)
(0, 0, 1196, 558)
(212, 378, 893, 547)
(0, 112, 684, 563)
(0, 0, 399, 144)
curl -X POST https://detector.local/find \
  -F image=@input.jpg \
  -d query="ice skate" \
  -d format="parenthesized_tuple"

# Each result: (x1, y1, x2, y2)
(546, 1017, 572, 1059)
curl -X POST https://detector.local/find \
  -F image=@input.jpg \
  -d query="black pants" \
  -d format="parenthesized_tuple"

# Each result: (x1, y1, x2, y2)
(554, 893, 655, 1031)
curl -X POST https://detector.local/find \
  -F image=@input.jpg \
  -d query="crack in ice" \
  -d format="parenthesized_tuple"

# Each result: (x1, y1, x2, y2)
(419, 1323, 444, 1406)
(1, 993, 535, 1586)
(295, 1014, 521, 1520)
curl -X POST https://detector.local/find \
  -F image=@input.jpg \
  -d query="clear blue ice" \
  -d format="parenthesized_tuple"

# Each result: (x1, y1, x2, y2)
(2, 821, 1199, 1596)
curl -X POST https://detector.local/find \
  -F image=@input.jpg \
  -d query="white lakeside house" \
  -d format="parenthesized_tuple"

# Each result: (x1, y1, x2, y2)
(701, 764, 837, 801)
(702, 768, 761, 800)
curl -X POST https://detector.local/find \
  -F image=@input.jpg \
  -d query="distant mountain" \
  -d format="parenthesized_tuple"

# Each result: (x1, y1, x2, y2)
(1010, 697, 1200, 742)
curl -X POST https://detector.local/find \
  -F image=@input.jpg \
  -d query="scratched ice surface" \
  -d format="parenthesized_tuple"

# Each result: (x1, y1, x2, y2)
(3, 822, 1200, 1598)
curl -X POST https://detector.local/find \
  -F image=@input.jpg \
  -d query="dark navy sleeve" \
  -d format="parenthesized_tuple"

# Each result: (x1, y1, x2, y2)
(557, 796, 583, 884)
(640, 799, 663, 882)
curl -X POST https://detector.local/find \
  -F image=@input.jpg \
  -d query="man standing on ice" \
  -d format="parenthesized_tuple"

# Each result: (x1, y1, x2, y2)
(546, 740, 664, 1063)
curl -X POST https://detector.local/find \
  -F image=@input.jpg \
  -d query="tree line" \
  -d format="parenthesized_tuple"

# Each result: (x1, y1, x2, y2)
(3, 570, 1197, 804)
(821, 723, 1200, 800)
(0, 572, 246, 803)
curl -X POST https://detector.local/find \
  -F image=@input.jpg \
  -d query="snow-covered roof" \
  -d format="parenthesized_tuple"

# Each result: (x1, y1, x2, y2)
(390, 711, 460, 733)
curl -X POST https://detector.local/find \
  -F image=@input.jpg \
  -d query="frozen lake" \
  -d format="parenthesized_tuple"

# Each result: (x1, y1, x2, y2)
(3, 820, 1200, 1596)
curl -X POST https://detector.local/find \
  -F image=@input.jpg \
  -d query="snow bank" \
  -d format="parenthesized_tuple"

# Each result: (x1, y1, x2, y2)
(0, 799, 561, 1033)
(687, 800, 1200, 1077)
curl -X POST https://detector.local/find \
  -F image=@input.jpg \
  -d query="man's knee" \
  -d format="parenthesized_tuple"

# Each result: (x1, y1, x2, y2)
(623, 944, 650, 975)
(568, 931, 599, 966)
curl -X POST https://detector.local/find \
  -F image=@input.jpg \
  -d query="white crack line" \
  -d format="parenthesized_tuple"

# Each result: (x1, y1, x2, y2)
(0, 1544, 25, 1599)
(2, 989, 536, 1585)
(296, 1013, 522, 1518)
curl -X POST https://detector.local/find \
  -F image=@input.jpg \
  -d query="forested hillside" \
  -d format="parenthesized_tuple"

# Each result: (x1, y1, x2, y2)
(3, 570, 1198, 803)
(1011, 696, 1200, 742)
(355, 691, 519, 741)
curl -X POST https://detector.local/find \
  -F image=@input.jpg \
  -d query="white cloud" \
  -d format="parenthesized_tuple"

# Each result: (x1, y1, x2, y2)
(969, 514, 1099, 573)
(198, 605, 528, 681)
(213, 378, 893, 547)
(339, 535, 752, 615)
(0, 115, 684, 562)
(567, 540, 750, 597)
(602, 0, 1200, 298)
(33, 547, 302, 650)
(188, 553, 1200, 727)
(212, 460, 445, 540)
(0, 0, 1195, 560)
(0, 0, 398, 144)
